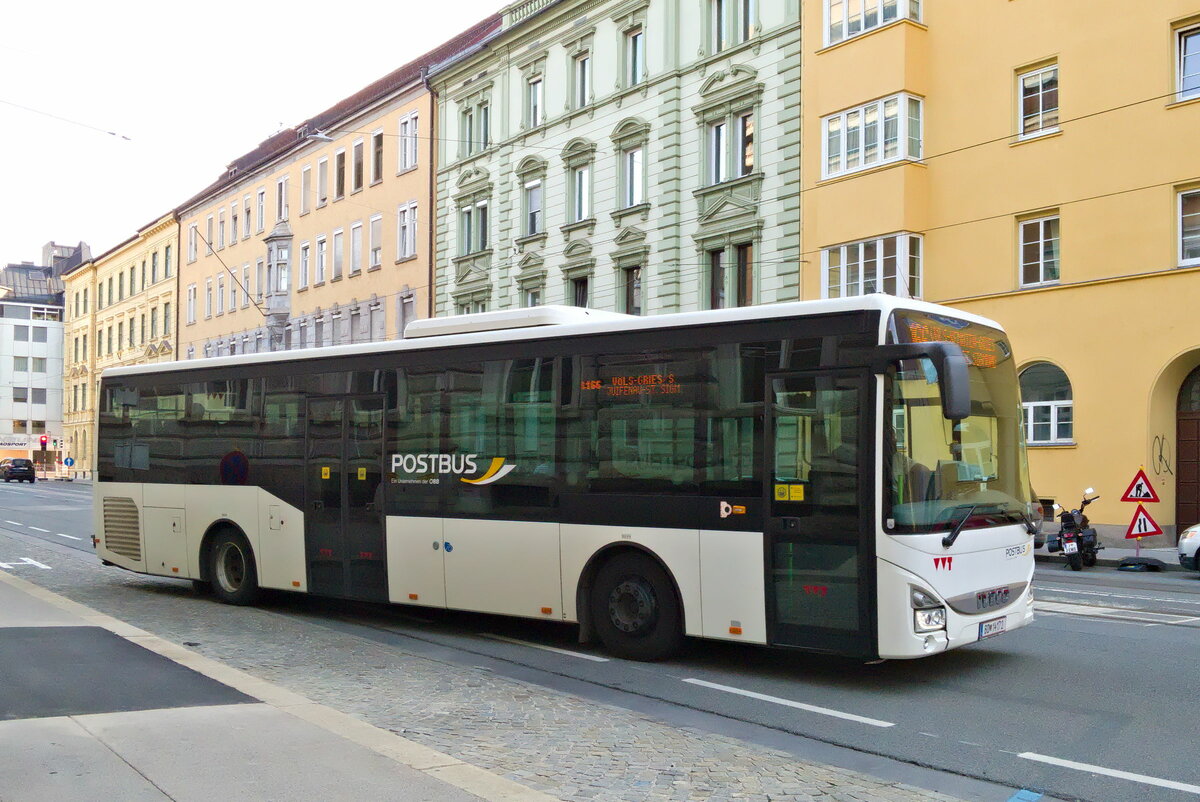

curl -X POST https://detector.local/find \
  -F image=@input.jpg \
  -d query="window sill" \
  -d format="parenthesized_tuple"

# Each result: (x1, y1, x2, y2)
(317, 201, 328, 210)
(297, 286, 308, 293)
(816, 17, 927, 54)
(330, 275, 343, 283)
(333, 196, 345, 204)
(1167, 94, 1200, 110)
(560, 218, 596, 236)
(349, 270, 362, 278)
(350, 188, 364, 196)
(694, 172, 763, 199)
(299, 210, 311, 217)
(367, 263, 382, 273)
(821, 157, 922, 183)
(370, 179, 383, 188)
(312, 281, 326, 289)
(1018, 280, 1060, 290)
(1011, 129, 1062, 147)
(1026, 442, 1077, 449)
(396, 165, 419, 177)
(395, 254, 418, 265)
(515, 232, 548, 248)
(611, 202, 651, 224)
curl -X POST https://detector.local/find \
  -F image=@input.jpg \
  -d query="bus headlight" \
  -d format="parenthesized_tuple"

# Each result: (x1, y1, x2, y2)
(911, 587, 947, 633)
(914, 607, 947, 632)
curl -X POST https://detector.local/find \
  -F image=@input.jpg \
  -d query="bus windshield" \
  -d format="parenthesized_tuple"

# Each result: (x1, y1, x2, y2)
(886, 310, 1034, 535)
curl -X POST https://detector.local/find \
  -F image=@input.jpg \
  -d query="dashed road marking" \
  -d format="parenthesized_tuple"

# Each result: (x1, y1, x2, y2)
(29, 526, 49, 532)
(683, 678, 895, 728)
(479, 633, 610, 662)
(55, 533, 83, 541)
(4, 520, 23, 526)
(1034, 600, 1200, 626)
(1019, 752, 1200, 795)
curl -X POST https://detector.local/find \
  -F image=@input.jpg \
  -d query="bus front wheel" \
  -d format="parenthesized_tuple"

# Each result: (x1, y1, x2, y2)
(590, 552, 683, 661)
(209, 530, 260, 606)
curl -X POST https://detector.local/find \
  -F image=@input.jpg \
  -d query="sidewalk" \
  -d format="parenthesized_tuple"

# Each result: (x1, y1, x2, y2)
(1034, 543, 1186, 572)
(0, 571, 551, 802)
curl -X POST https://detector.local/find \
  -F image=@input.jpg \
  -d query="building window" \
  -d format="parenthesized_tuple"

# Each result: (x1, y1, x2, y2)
(1018, 65, 1059, 138)
(335, 150, 346, 199)
(712, 0, 756, 51)
(188, 225, 198, 262)
(350, 222, 363, 274)
(217, 274, 225, 314)
(459, 200, 489, 255)
(369, 215, 383, 267)
(205, 216, 214, 254)
(524, 180, 543, 236)
(1181, 189, 1200, 266)
(572, 276, 589, 307)
(708, 249, 726, 308)
(823, 94, 922, 178)
(164, 303, 172, 335)
(823, 233, 923, 298)
(1020, 363, 1073, 444)
(527, 77, 544, 127)
(316, 236, 328, 283)
(825, 0, 920, 46)
(217, 210, 226, 248)
(276, 177, 289, 221)
(317, 158, 329, 206)
(624, 266, 643, 315)
(707, 111, 755, 184)
(301, 166, 312, 214)
(241, 198, 250, 239)
(186, 284, 197, 324)
(397, 203, 418, 259)
(299, 243, 310, 288)
(399, 112, 419, 169)
(1020, 215, 1060, 286)
(241, 265, 250, 307)
(372, 130, 384, 183)
(709, 121, 728, 184)
(523, 287, 542, 307)
(230, 206, 238, 242)
(571, 165, 591, 222)
(626, 27, 645, 87)
(256, 259, 265, 301)
(332, 230, 344, 279)
(352, 139, 364, 192)
(736, 242, 754, 306)
(623, 146, 645, 207)
(256, 189, 265, 232)
(574, 53, 591, 108)
(1179, 26, 1200, 101)
(205, 279, 213, 318)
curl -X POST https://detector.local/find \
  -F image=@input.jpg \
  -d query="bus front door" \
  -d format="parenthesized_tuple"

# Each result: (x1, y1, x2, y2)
(305, 395, 387, 601)
(765, 371, 875, 657)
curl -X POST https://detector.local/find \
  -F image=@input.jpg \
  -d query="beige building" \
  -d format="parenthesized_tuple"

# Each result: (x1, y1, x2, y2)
(63, 213, 178, 476)
(799, 0, 1200, 542)
(175, 18, 499, 358)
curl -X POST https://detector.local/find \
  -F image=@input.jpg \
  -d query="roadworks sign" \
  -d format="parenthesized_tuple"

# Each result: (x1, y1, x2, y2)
(1125, 504, 1163, 539)
(1120, 468, 1160, 503)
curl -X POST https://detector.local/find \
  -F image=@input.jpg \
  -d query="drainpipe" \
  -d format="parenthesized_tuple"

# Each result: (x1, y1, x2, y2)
(423, 66, 437, 321)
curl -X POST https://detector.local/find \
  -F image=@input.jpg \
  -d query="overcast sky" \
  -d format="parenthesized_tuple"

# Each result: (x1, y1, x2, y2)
(1, 0, 502, 265)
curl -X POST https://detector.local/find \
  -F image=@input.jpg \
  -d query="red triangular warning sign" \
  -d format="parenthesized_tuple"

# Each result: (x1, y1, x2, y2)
(1120, 469, 1160, 503)
(1125, 504, 1164, 539)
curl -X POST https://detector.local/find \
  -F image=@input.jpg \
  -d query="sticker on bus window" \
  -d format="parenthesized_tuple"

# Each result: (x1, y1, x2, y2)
(321, 466, 330, 479)
(358, 467, 367, 480)
(774, 484, 789, 501)
(789, 484, 805, 501)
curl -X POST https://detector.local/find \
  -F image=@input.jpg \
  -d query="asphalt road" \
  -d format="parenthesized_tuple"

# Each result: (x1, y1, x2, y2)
(3, 482, 1199, 802)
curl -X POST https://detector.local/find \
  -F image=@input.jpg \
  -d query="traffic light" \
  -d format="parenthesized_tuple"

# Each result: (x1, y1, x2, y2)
(39, 435, 48, 451)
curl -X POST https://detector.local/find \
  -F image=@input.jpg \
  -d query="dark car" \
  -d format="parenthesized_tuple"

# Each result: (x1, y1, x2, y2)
(4, 458, 36, 483)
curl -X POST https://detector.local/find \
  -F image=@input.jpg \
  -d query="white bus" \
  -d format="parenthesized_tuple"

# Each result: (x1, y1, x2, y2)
(95, 297, 1037, 661)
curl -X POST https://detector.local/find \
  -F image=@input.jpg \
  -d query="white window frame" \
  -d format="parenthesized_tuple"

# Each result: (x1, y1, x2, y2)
(1179, 25, 1200, 102)
(1019, 215, 1061, 287)
(1023, 401, 1074, 445)
(397, 202, 418, 259)
(369, 215, 383, 267)
(709, 120, 728, 184)
(350, 222, 363, 274)
(399, 112, 419, 170)
(300, 166, 312, 214)
(186, 284, 197, 324)
(334, 149, 346, 199)
(205, 215, 214, 254)
(188, 224, 198, 262)
(1181, 189, 1200, 267)
(299, 242, 310, 288)
(242, 196, 251, 238)
(1018, 65, 1059, 139)
(821, 232, 923, 299)
(316, 236, 328, 283)
(822, 93, 923, 179)
(256, 188, 266, 232)
(332, 229, 344, 279)
(527, 77, 544, 127)
(623, 146, 645, 207)
(204, 278, 213, 318)
(574, 53, 591, 109)
(276, 177, 288, 221)
(230, 270, 238, 310)
(626, 27, 645, 87)
(824, 0, 921, 47)
(524, 179, 543, 236)
(242, 265, 250, 307)
(217, 210, 226, 249)
(216, 274, 225, 314)
(317, 158, 329, 206)
(352, 138, 365, 192)
(372, 129, 384, 183)
(572, 164, 591, 222)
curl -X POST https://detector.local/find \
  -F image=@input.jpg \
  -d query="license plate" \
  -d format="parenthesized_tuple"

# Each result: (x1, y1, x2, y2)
(979, 617, 1007, 640)
(1063, 541, 1078, 554)
(976, 586, 1010, 611)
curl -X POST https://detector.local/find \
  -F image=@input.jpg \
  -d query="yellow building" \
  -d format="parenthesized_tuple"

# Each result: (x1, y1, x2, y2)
(801, 1, 1200, 543)
(175, 18, 498, 358)
(62, 213, 178, 477)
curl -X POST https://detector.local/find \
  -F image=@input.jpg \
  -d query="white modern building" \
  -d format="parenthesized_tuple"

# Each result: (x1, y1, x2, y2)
(0, 301, 65, 467)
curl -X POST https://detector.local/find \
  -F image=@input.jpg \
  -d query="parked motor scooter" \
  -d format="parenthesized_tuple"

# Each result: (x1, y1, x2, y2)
(1047, 488, 1103, 570)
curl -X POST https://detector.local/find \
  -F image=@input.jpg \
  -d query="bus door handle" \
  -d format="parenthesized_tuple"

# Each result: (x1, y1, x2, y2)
(775, 517, 802, 532)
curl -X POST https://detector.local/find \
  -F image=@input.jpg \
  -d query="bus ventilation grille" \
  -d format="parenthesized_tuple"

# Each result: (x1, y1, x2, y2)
(102, 497, 142, 560)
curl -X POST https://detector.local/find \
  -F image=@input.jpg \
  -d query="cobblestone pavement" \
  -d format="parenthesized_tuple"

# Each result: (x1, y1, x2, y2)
(1, 531, 962, 802)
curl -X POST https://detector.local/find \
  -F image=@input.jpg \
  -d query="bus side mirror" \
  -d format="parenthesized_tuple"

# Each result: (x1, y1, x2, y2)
(851, 342, 971, 421)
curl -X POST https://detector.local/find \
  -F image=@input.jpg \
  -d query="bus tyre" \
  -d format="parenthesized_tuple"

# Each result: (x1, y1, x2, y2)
(1068, 552, 1083, 571)
(209, 530, 260, 605)
(591, 552, 683, 661)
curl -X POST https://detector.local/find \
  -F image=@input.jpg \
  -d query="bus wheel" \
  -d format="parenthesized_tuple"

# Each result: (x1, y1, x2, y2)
(209, 530, 260, 605)
(590, 552, 682, 661)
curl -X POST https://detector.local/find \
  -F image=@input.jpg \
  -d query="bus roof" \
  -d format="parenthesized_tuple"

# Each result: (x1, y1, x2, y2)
(103, 296, 1004, 379)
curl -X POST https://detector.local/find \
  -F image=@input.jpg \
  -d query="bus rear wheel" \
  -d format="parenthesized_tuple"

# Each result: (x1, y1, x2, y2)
(590, 552, 682, 661)
(209, 530, 260, 605)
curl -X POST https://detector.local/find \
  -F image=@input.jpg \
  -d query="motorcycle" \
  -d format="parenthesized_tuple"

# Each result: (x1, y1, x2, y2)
(1047, 487, 1103, 570)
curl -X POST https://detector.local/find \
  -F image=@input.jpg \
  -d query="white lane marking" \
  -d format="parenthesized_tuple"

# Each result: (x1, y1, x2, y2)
(683, 678, 895, 728)
(29, 526, 49, 532)
(1034, 600, 1200, 625)
(1037, 586, 1200, 607)
(55, 533, 83, 541)
(4, 520, 23, 527)
(479, 633, 610, 662)
(1019, 752, 1200, 795)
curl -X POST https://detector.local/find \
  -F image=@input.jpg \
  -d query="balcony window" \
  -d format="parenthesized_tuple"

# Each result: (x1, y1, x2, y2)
(823, 94, 921, 178)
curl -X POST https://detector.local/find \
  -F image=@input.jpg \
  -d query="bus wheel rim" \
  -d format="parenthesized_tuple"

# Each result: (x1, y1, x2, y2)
(609, 578, 655, 634)
(217, 543, 245, 593)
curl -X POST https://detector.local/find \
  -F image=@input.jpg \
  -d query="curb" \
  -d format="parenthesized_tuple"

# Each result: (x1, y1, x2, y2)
(1035, 552, 1186, 573)
(0, 569, 558, 802)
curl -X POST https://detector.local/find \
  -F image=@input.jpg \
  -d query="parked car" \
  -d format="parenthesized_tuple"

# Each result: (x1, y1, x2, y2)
(1180, 524, 1200, 572)
(3, 458, 36, 483)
